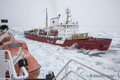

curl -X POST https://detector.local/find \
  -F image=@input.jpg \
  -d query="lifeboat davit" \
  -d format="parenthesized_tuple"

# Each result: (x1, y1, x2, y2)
(3, 40, 40, 79)
(0, 25, 13, 45)
(50, 29, 58, 34)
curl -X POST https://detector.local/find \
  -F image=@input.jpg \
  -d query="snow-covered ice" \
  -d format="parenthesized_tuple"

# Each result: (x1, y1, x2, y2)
(0, 0, 120, 79)
(10, 26, 120, 80)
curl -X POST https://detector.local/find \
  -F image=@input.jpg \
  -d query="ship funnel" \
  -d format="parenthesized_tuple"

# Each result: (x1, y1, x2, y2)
(50, 17, 59, 27)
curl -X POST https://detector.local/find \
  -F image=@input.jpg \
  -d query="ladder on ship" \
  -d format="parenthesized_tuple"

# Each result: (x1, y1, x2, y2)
(0, 50, 28, 80)
(54, 59, 115, 80)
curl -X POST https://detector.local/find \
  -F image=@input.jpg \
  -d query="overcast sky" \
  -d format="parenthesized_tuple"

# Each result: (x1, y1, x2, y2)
(0, 0, 120, 29)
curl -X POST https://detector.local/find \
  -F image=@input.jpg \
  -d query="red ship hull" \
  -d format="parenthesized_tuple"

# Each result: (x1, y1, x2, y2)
(24, 33, 112, 51)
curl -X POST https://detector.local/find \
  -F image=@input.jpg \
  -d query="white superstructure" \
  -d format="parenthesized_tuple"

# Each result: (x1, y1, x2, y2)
(50, 24, 79, 40)
(44, 9, 79, 40)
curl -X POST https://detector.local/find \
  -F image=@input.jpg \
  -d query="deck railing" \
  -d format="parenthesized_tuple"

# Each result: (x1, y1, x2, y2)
(54, 59, 115, 80)
(0, 50, 29, 80)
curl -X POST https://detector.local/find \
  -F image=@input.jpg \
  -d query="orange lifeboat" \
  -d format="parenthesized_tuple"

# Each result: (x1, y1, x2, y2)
(3, 40, 40, 79)
(50, 29, 58, 34)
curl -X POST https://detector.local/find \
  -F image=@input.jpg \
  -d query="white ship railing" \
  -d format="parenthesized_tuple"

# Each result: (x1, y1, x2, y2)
(0, 50, 29, 80)
(54, 59, 115, 80)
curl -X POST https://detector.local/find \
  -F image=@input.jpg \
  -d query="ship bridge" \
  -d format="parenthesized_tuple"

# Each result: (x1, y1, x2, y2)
(61, 24, 79, 28)
(56, 24, 79, 40)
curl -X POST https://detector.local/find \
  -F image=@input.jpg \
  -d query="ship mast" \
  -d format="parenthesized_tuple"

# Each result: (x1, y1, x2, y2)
(66, 9, 71, 24)
(46, 8, 48, 28)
